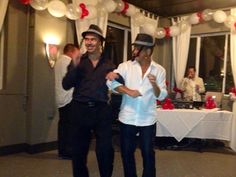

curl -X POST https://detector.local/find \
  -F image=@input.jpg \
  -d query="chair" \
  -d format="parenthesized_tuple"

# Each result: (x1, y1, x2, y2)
(205, 91, 223, 108)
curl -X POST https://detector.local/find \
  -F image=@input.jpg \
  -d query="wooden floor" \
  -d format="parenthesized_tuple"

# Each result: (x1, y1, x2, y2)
(1, 147, 236, 177)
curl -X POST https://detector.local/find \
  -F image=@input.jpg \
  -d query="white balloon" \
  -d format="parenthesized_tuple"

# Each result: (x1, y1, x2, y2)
(202, 9, 214, 21)
(104, 0, 117, 13)
(188, 13, 200, 25)
(125, 4, 136, 17)
(155, 28, 165, 39)
(85, 5, 97, 20)
(140, 23, 156, 35)
(30, 0, 48, 11)
(179, 20, 190, 32)
(47, 0, 66, 18)
(65, 3, 80, 20)
(170, 25, 180, 36)
(224, 15, 236, 28)
(74, 0, 98, 6)
(133, 12, 145, 26)
(213, 10, 227, 23)
(115, 0, 125, 12)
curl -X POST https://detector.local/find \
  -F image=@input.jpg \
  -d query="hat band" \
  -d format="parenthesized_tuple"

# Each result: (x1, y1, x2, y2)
(84, 29, 103, 38)
(133, 40, 154, 47)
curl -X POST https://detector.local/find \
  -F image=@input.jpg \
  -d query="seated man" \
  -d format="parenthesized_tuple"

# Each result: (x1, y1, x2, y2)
(180, 66, 205, 101)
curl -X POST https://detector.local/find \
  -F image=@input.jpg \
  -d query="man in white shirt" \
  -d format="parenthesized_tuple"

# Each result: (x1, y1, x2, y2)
(54, 43, 80, 159)
(106, 33, 167, 177)
(180, 66, 205, 101)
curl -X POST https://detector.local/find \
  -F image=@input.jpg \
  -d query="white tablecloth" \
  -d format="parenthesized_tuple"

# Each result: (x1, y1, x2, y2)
(156, 108, 236, 151)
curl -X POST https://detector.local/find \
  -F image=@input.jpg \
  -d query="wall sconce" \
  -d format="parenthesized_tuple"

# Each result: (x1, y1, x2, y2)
(43, 34, 60, 68)
(45, 43, 59, 68)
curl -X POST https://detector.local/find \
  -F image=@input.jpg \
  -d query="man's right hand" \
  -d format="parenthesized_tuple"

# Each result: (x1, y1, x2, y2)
(127, 89, 142, 98)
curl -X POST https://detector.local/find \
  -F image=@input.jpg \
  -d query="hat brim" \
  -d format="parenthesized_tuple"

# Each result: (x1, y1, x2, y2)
(132, 41, 155, 47)
(82, 30, 105, 41)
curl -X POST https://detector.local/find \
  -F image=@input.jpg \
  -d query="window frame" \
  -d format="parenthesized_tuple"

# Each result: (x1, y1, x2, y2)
(189, 32, 230, 93)
(107, 22, 131, 62)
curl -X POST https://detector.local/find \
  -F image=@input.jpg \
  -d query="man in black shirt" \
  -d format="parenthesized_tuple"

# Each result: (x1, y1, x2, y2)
(63, 24, 114, 177)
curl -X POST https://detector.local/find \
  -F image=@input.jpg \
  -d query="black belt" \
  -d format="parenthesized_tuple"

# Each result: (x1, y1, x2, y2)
(78, 101, 107, 107)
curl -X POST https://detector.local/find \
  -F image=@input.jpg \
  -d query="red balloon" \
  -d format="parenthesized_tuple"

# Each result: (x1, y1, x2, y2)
(20, 0, 31, 5)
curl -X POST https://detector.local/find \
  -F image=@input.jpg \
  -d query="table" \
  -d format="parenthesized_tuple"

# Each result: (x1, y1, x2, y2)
(156, 108, 236, 151)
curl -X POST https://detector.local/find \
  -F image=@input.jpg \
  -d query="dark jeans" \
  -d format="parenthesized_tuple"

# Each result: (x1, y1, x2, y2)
(58, 102, 72, 156)
(120, 122, 156, 177)
(70, 100, 114, 177)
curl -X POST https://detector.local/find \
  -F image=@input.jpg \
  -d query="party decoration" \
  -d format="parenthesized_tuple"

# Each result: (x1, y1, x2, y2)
(85, 5, 97, 20)
(30, 0, 48, 11)
(103, 0, 117, 13)
(155, 28, 165, 39)
(204, 96, 216, 109)
(202, 9, 214, 21)
(140, 23, 156, 36)
(213, 10, 227, 23)
(224, 15, 236, 29)
(164, 27, 170, 38)
(229, 87, 236, 101)
(188, 13, 200, 25)
(65, 3, 80, 20)
(47, 0, 66, 18)
(20, 0, 31, 5)
(115, 0, 125, 12)
(179, 20, 191, 33)
(21, 1, 236, 40)
(125, 3, 136, 17)
(161, 98, 174, 109)
(170, 25, 180, 37)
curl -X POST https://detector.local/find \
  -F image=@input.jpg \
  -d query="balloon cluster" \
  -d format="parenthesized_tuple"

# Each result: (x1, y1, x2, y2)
(19, 0, 236, 37)
(161, 98, 174, 110)
(204, 96, 216, 109)
(229, 87, 236, 101)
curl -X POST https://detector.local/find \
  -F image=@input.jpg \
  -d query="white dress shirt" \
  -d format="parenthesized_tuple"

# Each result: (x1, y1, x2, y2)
(54, 54, 73, 108)
(107, 60, 167, 126)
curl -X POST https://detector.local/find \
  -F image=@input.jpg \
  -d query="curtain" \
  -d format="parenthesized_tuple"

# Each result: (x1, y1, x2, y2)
(0, 0, 8, 32)
(231, 8, 236, 85)
(131, 11, 159, 43)
(0, 0, 8, 89)
(73, 0, 108, 53)
(172, 16, 191, 88)
(230, 8, 236, 151)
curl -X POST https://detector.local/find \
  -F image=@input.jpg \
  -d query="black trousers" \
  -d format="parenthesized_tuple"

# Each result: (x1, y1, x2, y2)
(70, 100, 114, 177)
(58, 102, 72, 156)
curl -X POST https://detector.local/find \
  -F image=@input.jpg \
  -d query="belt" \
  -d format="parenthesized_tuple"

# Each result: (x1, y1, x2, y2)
(78, 101, 107, 107)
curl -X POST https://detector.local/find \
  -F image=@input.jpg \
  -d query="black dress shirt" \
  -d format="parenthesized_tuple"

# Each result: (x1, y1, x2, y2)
(62, 52, 115, 102)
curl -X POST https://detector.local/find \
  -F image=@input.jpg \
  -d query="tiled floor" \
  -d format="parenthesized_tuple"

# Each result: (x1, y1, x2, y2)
(0, 148, 236, 177)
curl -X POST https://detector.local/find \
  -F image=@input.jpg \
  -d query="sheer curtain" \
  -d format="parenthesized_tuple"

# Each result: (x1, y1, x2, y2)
(72, 0, 108, 53)
(172, 16, 191, 88)
(0, 0, 8, 89)
(230, 8, 236, 152)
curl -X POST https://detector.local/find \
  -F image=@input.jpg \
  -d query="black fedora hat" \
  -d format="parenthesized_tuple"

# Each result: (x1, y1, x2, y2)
(82, 24, 105, 41)
(132, 33, 155, 47)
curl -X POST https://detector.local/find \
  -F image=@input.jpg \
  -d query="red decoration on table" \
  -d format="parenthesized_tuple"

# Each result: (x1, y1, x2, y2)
(20, 0, 31, 4)
(161, 98, 174, 109)
(204, 96, 216, 109)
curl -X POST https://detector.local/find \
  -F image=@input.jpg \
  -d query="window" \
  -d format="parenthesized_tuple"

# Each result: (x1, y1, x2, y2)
(105, 22, 131, 67)
(0, 28, 4, 90)
(186, 33, 233, 93)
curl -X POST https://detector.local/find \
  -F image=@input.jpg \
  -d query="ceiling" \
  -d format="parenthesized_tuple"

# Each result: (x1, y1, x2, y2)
(126, 0, 236, 17)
